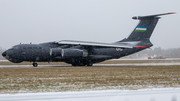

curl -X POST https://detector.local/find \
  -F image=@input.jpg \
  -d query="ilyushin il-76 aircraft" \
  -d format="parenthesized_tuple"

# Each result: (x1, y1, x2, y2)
(2, 12, 175, 67)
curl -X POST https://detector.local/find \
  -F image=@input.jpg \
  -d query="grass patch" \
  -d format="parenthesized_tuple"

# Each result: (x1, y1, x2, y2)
(0, 65, 180, 93)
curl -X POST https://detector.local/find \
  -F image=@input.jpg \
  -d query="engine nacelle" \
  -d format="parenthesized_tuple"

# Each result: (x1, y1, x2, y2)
(61, 49, 88, 57)
(50, 48, 62, 56)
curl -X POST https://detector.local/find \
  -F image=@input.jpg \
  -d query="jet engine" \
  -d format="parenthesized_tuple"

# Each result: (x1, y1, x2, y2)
(61, 49, 88, 57)
(50, 48, 62, 56)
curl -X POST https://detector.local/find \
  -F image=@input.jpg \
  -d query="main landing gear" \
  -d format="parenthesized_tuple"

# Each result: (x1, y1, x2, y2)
(71, 59, 93, 66)
(87, 62, 93, 66)
(72, 63, 93, 66)
(32, 63, 38, 67)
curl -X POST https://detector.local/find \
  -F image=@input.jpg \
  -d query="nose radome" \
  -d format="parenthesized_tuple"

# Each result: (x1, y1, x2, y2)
(2, 51, 6, 57)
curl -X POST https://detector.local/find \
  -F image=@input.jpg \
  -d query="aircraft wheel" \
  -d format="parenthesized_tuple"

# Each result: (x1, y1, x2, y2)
(82, 63, 86, 66)
(72, 63, 77, 66)
(87, 62, 93, 66)
(33, 63, 38, 67)
(79, 62, 86, 66)
(72, 63, 86, 66)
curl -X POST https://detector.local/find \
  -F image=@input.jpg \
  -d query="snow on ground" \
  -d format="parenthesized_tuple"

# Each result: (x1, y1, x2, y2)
(0, 88, 180, 101)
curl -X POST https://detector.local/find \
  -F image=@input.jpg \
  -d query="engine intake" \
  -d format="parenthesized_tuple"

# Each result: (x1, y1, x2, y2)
(50, 48, 62, 56)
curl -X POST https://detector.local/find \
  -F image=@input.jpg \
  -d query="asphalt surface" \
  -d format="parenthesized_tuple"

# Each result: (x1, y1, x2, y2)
(1, 62, 180, 68)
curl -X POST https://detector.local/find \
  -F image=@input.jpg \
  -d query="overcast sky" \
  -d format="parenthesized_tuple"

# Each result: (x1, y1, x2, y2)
(0, 0, 179, 49)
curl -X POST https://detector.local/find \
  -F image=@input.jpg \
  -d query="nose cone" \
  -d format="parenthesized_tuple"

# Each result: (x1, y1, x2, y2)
(2, 51, 6, 57)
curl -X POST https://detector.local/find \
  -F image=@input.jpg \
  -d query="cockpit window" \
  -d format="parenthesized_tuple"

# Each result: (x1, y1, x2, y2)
(33, 47, 37, 49)
(28, 47, 32, 49)
(9, 46, 19, 50)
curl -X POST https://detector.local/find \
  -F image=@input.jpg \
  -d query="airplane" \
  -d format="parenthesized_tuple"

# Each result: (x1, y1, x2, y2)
(2, 12, 175, 67)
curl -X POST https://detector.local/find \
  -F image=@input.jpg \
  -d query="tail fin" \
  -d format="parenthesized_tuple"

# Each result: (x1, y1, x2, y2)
(125, 12, 175, 41)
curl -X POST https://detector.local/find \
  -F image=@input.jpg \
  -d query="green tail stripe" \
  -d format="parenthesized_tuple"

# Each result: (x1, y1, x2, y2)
(135, 30, 146, 32)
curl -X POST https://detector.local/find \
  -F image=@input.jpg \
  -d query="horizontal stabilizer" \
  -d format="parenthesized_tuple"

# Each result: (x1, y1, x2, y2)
(132, 12, 175, 20)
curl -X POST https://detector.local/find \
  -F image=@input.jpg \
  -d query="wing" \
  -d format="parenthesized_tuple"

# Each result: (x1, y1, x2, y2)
(56, 40, 133, 48)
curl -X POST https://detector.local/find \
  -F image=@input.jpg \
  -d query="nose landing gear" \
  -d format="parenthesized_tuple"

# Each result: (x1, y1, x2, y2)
(32, 63, 38, 67)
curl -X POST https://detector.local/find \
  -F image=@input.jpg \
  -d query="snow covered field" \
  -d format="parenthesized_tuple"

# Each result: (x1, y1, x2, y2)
(0, 88, 180, 101)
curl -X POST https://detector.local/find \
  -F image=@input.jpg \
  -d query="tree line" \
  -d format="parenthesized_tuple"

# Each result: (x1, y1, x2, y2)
(123, 47, 180, 59)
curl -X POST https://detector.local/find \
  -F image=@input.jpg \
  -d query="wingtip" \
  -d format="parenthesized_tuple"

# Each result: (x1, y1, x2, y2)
(168, 12, 176, 14)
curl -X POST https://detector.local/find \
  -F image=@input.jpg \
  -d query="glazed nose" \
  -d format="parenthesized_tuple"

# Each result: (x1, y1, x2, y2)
(2, 51, 6, 57)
